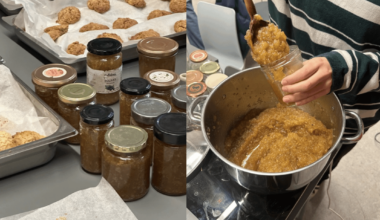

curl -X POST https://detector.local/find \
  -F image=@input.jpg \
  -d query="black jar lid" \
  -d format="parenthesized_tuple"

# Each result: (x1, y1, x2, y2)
(87, 38, 122, 56)
(154, 113, 186, 146)
(80, 104, 114, 125)
(120, 77, 151, 95)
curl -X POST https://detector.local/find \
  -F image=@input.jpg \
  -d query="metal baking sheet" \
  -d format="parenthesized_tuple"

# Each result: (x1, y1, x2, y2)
(0, 0, 22, 15)
(2, 15, 187, 73)
(0, 62, 77, 179)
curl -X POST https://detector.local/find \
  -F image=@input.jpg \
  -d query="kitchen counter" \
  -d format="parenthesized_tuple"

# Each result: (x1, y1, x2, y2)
(0, 12, 186, 219)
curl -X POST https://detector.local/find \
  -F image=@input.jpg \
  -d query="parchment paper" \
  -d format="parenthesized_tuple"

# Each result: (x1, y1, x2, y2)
(1, 178, 138, 220)
(0, 65, 57, 136)
(2, 0, 19, 6)
(13, 0, 186, 63)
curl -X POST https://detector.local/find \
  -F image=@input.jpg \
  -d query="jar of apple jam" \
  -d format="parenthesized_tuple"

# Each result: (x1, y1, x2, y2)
(120, 78, 151, 125)
(152, 113, 186, 196)
(137, 37, 178, 77)
(130, 98, 171, 165)
(143, 69, 180, 111)
(87, 38, 122, 105)
(171, 85, 186, 113)
(32, 64, 77, 112)
(58, 83, 96, 144)
(102, 125, 149, 202)
(80, 104, 114, 174)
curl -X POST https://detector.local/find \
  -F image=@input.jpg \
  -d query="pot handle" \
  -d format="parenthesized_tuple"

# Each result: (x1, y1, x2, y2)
(341, 110, 364, 144)
(187, 95, 208, 124)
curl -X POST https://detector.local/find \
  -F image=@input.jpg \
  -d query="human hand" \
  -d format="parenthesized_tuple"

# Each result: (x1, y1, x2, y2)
(281, 57, 333, 106)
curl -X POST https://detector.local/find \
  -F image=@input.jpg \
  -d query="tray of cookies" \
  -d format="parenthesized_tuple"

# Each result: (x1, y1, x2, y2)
(0, 59, 77, 179)
(0, 0, 22, 15)
(3, 0, 186, 73)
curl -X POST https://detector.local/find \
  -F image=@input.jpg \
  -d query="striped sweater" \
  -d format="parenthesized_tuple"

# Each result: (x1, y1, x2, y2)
(269, 0, 380, 134)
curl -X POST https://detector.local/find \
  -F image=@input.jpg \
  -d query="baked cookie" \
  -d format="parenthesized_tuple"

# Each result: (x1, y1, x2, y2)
(12, 131, 45, 147)
(174, 20, 186, 32)
(147, 10, 172, 20)
(125, 0, 146, 8)
(67, 41, 86, 55)
(80, 22, 109, 32)
(169, 0, 186, 13)
(87, 0, 110, 14)
(44, 24, 69, 41)
(97, 33, 124, 43)
(130, 29, 160, 40)
(113, 18, 138, 29)
(56, 6, 81, 25)
(0, 131, 13, 151)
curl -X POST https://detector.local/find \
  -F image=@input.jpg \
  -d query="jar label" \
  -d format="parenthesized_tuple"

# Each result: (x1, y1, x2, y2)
(87, 66, 122, 94)
(43, 67, 67, 78)
(149, 71, 174, 82)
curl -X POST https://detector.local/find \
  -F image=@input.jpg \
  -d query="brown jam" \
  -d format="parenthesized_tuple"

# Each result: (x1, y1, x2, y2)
(79, 105, 114, 174)
(225, 104, 333, 173)
(130, 117, 153, 164)
(58, 83, 96, 145)
(32, 64, 77, 112)
(119, 78, 151, 125)
(171, 85, 186, 113)
(152, 113, 186, 196)
(102, 125, 149, 202)
(87, 38, 123, 105)
(137, 37, 178, 78)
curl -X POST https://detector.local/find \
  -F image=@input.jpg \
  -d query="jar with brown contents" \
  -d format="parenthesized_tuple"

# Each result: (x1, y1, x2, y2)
(58, 83, 96, 144)
(130, 98, 172, 165)
(102, 125, 149, 202)
(137, 37, 178, 78)
(144, 69, 180, 111)
(152, 113, 186, 196)
(87, 38, 122, 105)
(80, 105, 114, 174)
(171, 85, 186, 113)
(32, 64, 77, 112)
(119, 77, 151, 125)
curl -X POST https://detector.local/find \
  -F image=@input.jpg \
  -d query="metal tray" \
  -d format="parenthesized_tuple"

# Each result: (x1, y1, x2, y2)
(0, 0, 22, 15)
(2, 15, 187, 73)
(0, 62, 77, 179)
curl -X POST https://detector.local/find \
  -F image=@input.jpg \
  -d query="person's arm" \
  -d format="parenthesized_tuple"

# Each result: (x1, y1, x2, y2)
(281, 50, 380, 106)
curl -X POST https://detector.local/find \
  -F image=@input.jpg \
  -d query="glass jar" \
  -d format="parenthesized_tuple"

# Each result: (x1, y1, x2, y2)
(58, 83, 96, 144)
(179, 73, 186, 85)
(80, 104, 114, 174)
(137, 37, 178, 77)
(102, 125, 149, 202)
(152, 113, 186, 196)
(87, 38, 122, 105)
(143, 69, 180, 111)
(205, 73, 228, 93)
(188, 50, 208, 71)
(186, 82, 207, 102)
(130, 98, 171, 165)
(186, 70, 203, 86)
(199, 61, 221, 82)
(119, 77, 151, 125)
(171, 85, 186, 113)
(32, 64, 77, 112)
(261, 45, 303, 106)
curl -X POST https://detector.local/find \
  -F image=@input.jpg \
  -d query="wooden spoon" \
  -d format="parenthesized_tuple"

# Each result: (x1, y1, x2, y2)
(244, 0, 269, 43)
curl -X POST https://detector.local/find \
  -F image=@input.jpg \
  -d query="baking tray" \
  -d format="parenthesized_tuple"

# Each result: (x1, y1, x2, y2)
(2, 15, 187, 73)
(0, 0, 22, 15)
(0, 61, 77, 179)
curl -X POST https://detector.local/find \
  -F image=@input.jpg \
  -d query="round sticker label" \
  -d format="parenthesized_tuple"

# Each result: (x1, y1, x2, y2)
(43, 67, 67, 78)
(149, 71, 174, 82)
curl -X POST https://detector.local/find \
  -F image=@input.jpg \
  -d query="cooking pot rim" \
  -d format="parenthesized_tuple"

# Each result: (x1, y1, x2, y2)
(200, 66, 345, 176)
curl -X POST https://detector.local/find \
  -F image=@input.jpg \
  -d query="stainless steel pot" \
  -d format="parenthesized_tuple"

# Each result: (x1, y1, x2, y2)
(188, 67, 364, 194)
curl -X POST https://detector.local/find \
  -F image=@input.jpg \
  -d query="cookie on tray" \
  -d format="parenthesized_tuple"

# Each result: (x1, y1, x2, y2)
(12, 131, 45, 147)
(169, 0, 186, 13)
(147, 10, 172, 20)
(80, 22, 109, 32)
(125, 0, 146, 8)
(44, 24, 69, 41)
(97, 33, 124, 43)
(174, 20, 186, 32)
(113, 18, 138, 29)
(87, 0, 110, 14)
(56, 6, 81, 24)
(0, 131, 13, 151)
(130, 29, 160, 40)
(67, 41, 86, 55)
